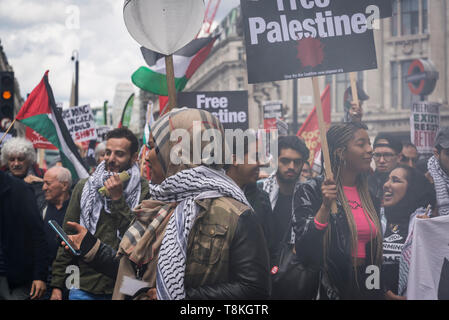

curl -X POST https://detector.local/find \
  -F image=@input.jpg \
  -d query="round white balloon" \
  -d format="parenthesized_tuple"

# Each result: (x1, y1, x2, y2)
(123, 0, 205, 55)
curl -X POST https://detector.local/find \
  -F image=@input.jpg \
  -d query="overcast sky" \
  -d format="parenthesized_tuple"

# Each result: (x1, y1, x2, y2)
(0, 0, 240, 108)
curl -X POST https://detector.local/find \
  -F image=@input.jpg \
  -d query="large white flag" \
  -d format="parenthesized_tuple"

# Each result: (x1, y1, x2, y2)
(407, 215, 449, 300)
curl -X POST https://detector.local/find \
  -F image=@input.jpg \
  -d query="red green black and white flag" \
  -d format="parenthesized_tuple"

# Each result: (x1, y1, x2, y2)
(16, 71, 89, 180)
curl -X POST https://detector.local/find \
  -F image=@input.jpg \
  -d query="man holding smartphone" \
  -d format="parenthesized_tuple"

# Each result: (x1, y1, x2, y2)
(50, 128, 149, 300)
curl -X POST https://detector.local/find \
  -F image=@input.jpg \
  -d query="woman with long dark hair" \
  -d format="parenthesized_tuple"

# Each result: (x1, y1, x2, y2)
(381, 165, 436, 300)
(292, 122, 383, 299)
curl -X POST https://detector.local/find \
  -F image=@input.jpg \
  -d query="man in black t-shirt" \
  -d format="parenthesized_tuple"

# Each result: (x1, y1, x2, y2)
(260, 136, 310, 266)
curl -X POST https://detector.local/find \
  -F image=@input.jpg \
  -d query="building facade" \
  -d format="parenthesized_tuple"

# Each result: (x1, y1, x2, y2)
(185, 1, 449, 144)
(0, 39, 25, 137)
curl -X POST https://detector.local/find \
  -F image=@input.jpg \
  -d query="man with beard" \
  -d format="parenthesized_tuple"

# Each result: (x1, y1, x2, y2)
(260, 135, 309, 264)
(225, 133, 273, 259)
(50, 128, 149, 300)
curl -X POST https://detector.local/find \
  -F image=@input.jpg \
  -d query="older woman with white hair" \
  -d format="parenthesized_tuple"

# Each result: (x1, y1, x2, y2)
(1, 137, 46, 212)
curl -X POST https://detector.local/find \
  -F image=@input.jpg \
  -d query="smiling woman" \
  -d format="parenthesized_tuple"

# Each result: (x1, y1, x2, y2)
(381, 164, 436, 300)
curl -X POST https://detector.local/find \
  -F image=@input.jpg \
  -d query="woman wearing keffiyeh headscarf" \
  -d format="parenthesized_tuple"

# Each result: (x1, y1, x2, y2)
(61, 108, 271, 300)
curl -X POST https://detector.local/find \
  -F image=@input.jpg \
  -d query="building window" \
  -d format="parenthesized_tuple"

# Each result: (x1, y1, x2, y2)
(330, 72, 364, 113)
(391, 0, 428, 36)
(391, 60, 421, 109)
(237, 77, 244, 90)
(237, 47, 245, 61)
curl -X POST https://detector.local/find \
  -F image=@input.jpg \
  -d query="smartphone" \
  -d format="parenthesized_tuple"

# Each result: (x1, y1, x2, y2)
(48, 220, 81, 256)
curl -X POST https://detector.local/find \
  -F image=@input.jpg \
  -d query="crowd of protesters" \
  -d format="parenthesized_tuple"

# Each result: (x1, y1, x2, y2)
(0, 101, 446, 300)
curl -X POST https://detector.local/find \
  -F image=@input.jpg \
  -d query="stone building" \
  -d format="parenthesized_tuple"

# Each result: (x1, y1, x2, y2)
(0, 39, 25, 137)
(185, 1, 449, 144)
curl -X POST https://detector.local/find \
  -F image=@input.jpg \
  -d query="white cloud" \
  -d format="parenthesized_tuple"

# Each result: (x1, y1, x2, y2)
(0, 0, 237, 108)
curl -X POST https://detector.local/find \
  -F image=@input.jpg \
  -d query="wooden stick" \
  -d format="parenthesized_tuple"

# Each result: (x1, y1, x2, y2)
(140, 145, 147, 177)
(0, 118, 16, 145)
(349, 72, 359, 107)
(165, 55, 177, 112)
(312, 77, 338, 214)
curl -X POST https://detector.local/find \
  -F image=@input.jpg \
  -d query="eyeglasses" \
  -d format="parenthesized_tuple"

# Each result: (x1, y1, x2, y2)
(373, 152, 396, 161)
(279, 157, 304, 167)
(8, 156, 26, 162)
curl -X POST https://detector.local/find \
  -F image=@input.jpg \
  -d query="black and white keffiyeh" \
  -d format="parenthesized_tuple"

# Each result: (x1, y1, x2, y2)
(80, 161, 141, 236)
(151, 165, 251, 300)
(261, 172, 279, 210)
(428, 155, 449, 216)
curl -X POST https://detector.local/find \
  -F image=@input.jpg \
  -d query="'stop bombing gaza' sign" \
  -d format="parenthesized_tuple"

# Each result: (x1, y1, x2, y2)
(241, 0, 392, 84)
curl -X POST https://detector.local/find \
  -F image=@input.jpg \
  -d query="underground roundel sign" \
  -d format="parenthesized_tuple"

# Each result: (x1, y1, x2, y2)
(406, 59, 439, 96)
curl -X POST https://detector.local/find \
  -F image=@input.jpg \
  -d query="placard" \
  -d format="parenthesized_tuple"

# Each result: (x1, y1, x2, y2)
(241, 0, 390, 83)
(177, 91, 249, 131)
(61, 104, 98, 143)
(410, 101, 440, 155)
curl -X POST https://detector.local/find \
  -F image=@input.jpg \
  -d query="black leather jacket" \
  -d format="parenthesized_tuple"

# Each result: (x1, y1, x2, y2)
(79, 210, 270, 300)
(292, 176, 381, 300)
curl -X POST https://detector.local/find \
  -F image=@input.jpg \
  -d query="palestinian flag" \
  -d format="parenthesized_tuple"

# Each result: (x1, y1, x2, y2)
(16, 71, 89, 180)
(131, 34, 219, 97)
(117, 93, 135, 128)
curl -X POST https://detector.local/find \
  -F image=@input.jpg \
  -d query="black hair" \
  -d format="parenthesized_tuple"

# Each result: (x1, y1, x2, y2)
(106, 127, 139, 155)
(389, 164, 436, 213)
(373, 133, 403, 154)
(278, 135, 310, 161)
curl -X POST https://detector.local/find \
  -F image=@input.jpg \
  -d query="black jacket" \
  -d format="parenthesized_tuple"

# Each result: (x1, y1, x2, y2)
(292, 176, 381, 300)
(245, 183, 275, 261)
(0, 171, 48, 288)
(78, 210, 270, 300)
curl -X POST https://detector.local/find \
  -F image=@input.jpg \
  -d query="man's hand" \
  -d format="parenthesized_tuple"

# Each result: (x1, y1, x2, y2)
(50, 288, 63, 300)
(24, 175, 44, 184)
(61, 221, 88, 252)
(103, 174, 124, 201)
(30, 280, 46, 300)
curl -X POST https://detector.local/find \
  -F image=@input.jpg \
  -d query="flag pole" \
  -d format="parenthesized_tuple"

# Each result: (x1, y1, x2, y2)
(349, 72, 359, 107)
(312, 77, 337, 214)
(0, 118, 16, 144)
(165, 55, 177, 112)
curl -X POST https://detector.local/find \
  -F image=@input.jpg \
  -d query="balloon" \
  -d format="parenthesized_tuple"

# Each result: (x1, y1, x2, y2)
(123, 0, 205, 55)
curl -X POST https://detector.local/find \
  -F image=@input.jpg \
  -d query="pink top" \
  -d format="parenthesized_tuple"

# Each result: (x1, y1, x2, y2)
(343, 186, 377, 258)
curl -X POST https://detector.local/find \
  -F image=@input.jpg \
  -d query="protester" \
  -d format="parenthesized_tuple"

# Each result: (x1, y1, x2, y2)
(50, 127, 149, 300)
(400, 143, 419, 168)
(59, 108, 270, 300)
(293, 122, 383, 300)
(95, 142, 107, 165)
(1, 137, 46, 213)
(0, 170, 48, 300)
(225, 132, 273, 257)
(428, 126, 449, 216)
(381, 165, 436, 300)
(260, 135, 309, 265)
(368, 133, 402, 201)
(41, 166, 72, 300)
(300, 160, 312, 182)
(342, 82, 369, 123)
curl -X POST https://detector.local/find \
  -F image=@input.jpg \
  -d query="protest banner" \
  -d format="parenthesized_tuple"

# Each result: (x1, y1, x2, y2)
(297, 84, 331, 166)
(96, 125, 113, 143)
(61, 104, 98, 143)
(410, 101, 440, 155)
(263, 100, 283, 130)
(26, 127, 58, 150)
(407, 215, 449, 300)
(240, 0, 392, 84)
(177, 91, 249, 130)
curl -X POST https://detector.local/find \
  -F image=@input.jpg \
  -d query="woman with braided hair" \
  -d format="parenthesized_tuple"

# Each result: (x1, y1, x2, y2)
(292, 121, 383, 299)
